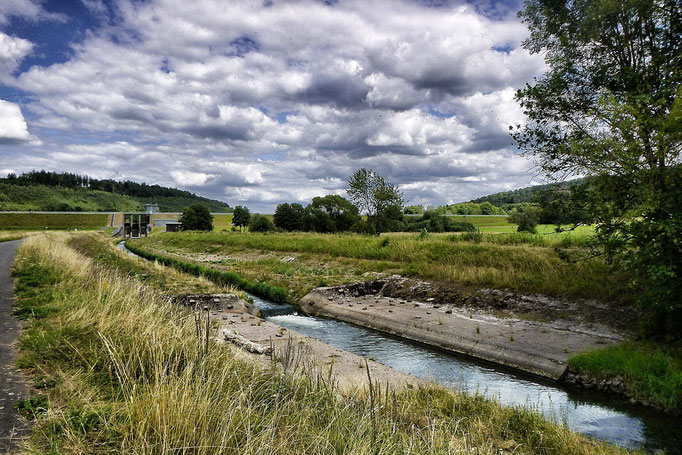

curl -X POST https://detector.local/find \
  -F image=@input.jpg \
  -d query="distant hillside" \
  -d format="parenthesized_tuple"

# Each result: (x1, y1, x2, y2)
(470, 178, 584, 206)
(0, 171, 231, 212)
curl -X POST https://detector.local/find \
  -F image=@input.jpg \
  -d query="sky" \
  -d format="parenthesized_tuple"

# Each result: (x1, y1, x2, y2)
(0, 0, 547, 212)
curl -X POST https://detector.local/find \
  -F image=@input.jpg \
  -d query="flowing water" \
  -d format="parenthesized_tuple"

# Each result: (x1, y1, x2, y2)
(117, 242, 679, 452)
(253, 297, 680, 453)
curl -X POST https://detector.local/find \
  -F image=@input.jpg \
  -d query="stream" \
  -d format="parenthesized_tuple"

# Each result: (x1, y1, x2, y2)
(117, 242, 679, 453)
(253, 297, 679, 453)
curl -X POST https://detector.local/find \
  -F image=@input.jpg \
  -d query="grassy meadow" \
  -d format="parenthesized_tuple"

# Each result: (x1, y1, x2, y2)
(10, 232, 627, 454)
(133, 229, 625, 303)
(0, 212, 110, 230)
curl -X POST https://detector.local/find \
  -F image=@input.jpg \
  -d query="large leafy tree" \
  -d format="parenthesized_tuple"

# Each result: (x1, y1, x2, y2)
(347, 169, 404, 233)
(309, 195, 360, 232)
(232, 206, 251, 232)
(179, 204, 213, 231)
(513, 0, 681, 334)
(273, 202, 305, 231)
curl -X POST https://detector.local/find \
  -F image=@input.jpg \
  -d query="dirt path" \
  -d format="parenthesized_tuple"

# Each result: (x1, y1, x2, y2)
(0, 240, 28, 453)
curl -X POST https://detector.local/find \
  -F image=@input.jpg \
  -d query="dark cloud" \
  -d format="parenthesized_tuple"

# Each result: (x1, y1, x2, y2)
(295, 74, 371, 108)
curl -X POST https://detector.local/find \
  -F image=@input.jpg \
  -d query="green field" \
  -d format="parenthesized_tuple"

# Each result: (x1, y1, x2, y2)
(135, 229, 626, 303)
(0, 213, 109, 230)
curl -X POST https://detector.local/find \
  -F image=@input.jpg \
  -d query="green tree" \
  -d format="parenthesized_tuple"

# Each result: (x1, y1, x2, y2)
(480, 201, 497, 215)
(347, 169, 404, 233)
(179, 204, 213, 231)
(404, 205, 424, 215)
(309, 195, 360, 232)
(232, 206, 251, 232)
(513, 0, 682, 335)
(249, 214, 276, 232)
(508, 207, 541, 233)
(274, 203, 305, 231)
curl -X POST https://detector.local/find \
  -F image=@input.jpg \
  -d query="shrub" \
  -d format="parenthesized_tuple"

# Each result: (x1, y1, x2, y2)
(508, 207, 541, 233)
(250, 214, 276, 232)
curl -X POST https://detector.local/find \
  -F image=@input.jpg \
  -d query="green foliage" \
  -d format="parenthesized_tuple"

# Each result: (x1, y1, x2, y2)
(0, 213, 109, 230)
(140, 231, 626, 302)
(568, 342, 682, 411)
(13, 241, 621, 455)
(403, 204, 424, 214)
(514, 0, 682, 336)
(1, 170, 231, 212)
(405, 211, 477, 233)
(231, 206, 251, 232)
(273, 202, 305, 231)
(470, 179, 584, 206)
(14, 394, 48, 420)
(347, 169, 404, 233)
(459, 230, 483, 244)
(508, 206, 541, 233)
(125, 242, 290, 303)
(179, 204, 213, 231)
(249, 214, 276, 232)
(307, 195, 361, 233)
(0, 182, 143, 212)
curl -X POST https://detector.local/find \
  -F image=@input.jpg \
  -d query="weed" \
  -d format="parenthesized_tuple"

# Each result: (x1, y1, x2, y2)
(15, 395, 48, 419)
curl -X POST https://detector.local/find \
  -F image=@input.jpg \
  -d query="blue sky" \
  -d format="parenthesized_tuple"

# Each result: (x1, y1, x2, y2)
(0, 0, 546, 211)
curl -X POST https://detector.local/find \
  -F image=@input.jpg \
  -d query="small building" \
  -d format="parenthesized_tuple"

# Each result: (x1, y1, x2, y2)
(153, 218, 179, 228)
(165, 221, 182, 232)
(123, 213, 151, 238)
(145, 203, 160, 214)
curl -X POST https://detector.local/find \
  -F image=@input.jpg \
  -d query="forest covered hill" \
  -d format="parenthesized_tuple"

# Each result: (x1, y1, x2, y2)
(0, 171, 231, 212)
(470, 178, 584, 206)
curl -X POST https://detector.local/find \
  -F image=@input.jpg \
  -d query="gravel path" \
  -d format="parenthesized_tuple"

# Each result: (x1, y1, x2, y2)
(0, 240, 28, 453)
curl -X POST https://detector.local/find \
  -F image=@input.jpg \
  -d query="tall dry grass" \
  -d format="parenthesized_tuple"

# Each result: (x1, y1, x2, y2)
(13, 233, 627, 454)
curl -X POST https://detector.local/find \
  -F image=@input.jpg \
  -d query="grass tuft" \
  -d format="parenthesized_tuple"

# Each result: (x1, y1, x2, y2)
(568, 341, 682, 411)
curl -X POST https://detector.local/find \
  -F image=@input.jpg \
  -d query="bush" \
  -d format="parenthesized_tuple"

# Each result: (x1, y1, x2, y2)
(250, 214, 276, 232)
(508, 207, 541, 233)
(460, 230, 483, 243)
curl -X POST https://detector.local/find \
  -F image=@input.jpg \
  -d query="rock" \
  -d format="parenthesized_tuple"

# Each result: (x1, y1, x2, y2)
(445, 309, 452, 314)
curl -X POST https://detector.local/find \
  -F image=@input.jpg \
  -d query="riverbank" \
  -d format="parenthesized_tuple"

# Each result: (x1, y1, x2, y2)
(11, 233, 629, 454)
(129, 233, 682, 413)
(299, 281, 621, 380)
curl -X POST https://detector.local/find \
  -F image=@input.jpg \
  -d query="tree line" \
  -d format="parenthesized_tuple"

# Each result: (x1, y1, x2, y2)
(1, 170, 231, 210)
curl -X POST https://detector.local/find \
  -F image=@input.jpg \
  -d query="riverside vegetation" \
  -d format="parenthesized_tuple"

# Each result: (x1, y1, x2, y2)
(131, 230, 682, 413)
(10, 232, 627, 454)
(133, 230, 624, 302)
